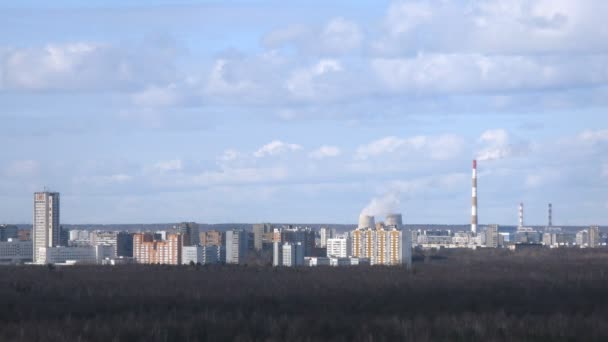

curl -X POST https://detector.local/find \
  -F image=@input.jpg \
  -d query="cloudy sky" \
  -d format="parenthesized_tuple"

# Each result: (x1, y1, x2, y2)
(1, 0, 607, 225)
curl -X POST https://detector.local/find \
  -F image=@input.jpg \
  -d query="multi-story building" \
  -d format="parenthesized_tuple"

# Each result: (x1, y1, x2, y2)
(200, 230, 223, 247)
(0, 225, 19, 241)
(589, 226, 600, 248)
(182, 245, 220, 265)
(0, 239, 33, 264)
(350, 215, 411, 268)
(485, 225, 499, 248)
(542, 232, 558, 247)
(116, 232, 134, 257)
(176, 222, 199, 246)
(319, 227, 336, 248)
(576, 230, 589, 247)
(326, 237, 350, 258)
(281, 227, 315, 256)
(35, 245, 114, 265)
(68, 230, 91, 246)
(225, 229, 248, 264)
(253, 223, 273, 251)
(281, 242, 304, 267)
(133, 233, 182, 264)
(32, 191, 61, 264)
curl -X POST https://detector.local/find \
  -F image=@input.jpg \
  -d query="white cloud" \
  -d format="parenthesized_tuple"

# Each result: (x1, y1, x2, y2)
(190, 167, 288, 186)
(355, 134, 463, 160)
(309, 145, 341, 159)
(1, 41, 175, 91)
(384, 1, 433, 36)
(286, 59, 343, 99)
(320, 17, 363, 53)
(154, 159, 183, 172)
(476, 129, 529, 161)
(218, 149, 240, 162)
(253, 140, 302, 158)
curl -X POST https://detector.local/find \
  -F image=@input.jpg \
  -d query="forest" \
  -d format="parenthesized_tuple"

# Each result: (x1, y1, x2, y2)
(1, 248, 608, 341)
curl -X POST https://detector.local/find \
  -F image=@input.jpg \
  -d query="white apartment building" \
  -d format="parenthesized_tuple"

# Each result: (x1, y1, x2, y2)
(182, 245, 220, 265)
(32, 192, 61, 263)
(326, 237, 350, 258)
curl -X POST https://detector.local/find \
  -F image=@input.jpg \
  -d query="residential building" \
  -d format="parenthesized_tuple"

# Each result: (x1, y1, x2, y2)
(253, 223, 273, 251)
(485, 225, 499, 248)
(576, 230, 589, 247)
(32, 191, 61, 264)
(350, 217, 411, 268)
(200, 230, 223, 247)
(133, 233, 182, 264)
(326, 237, 350, 258)
(68, 230, 91, 246)
(18, 229, 31, 241)
(589, 226, 600, 248)
(281, 227, 315, 256)
(319, 227, 336, 248)
(176, 222, 200, 246)
(225, 229, 248, 264)
(281, 242, 304, 267)
(182, 245, 220, 265)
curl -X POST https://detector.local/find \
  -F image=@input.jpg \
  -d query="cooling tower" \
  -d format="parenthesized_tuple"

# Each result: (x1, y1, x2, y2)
(385, 213, 403, 227)
(358, 214, 375, 229)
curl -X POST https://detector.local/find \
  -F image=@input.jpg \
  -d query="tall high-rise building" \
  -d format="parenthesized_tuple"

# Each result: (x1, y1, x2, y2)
(589, 226, 600, 248)
(225, 229, 249, 264)
(281, 242, 304, 267)
(32, 191, 60, 264)
(253, 223, 273, 251)
(176, 222, 199, 246)
(485, 225, 499, 248)
(471, 160, 478, 235)
(319, 227, 336, 248)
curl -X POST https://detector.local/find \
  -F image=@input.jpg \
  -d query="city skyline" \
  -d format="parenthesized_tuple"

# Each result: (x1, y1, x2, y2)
(1, 1, 607, 225)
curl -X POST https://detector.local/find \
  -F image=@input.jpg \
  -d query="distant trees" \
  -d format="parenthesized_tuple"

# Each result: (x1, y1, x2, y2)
(0, 248, 608, 341)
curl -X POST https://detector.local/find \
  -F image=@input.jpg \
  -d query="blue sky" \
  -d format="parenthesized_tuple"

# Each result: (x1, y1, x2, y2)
(1, 0, 608, 225)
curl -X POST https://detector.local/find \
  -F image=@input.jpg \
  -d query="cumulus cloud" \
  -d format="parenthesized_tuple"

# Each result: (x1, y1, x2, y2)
(355, 134, 463, 160)
(476, 129, 529, 161)
(309, 145, 341, 159)
(0, 41, 176, 91)
(578, 129, 608, 144)
(218, 149, 240, 162)
(286, 59, 343, 99)
(253, 140, 302, 158)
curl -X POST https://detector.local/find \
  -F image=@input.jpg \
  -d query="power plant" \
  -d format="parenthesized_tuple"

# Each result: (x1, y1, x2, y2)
(385, 213, 403, 227)
(358, 215, 375, 230)
(471, 159, 478, 235)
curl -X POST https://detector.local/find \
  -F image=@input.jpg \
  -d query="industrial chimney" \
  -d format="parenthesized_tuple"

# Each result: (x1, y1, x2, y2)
(548, 203, 552, 227)
(471, 160, 478, 235)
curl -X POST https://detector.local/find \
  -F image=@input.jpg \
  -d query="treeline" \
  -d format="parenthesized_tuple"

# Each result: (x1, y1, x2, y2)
(1, 248, 608, 341)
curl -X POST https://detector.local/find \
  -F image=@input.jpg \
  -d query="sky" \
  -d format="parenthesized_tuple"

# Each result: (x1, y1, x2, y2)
(1, 0, 607, 225)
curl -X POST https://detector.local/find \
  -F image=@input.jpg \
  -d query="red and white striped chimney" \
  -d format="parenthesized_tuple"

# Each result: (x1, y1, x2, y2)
(471, 159, 478, 234)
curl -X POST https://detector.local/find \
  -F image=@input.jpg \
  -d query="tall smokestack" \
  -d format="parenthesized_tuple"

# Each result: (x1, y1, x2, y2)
(471, 159, 478, 234)
(548, 203, 552, 227)
(518, 202, 524, 228)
